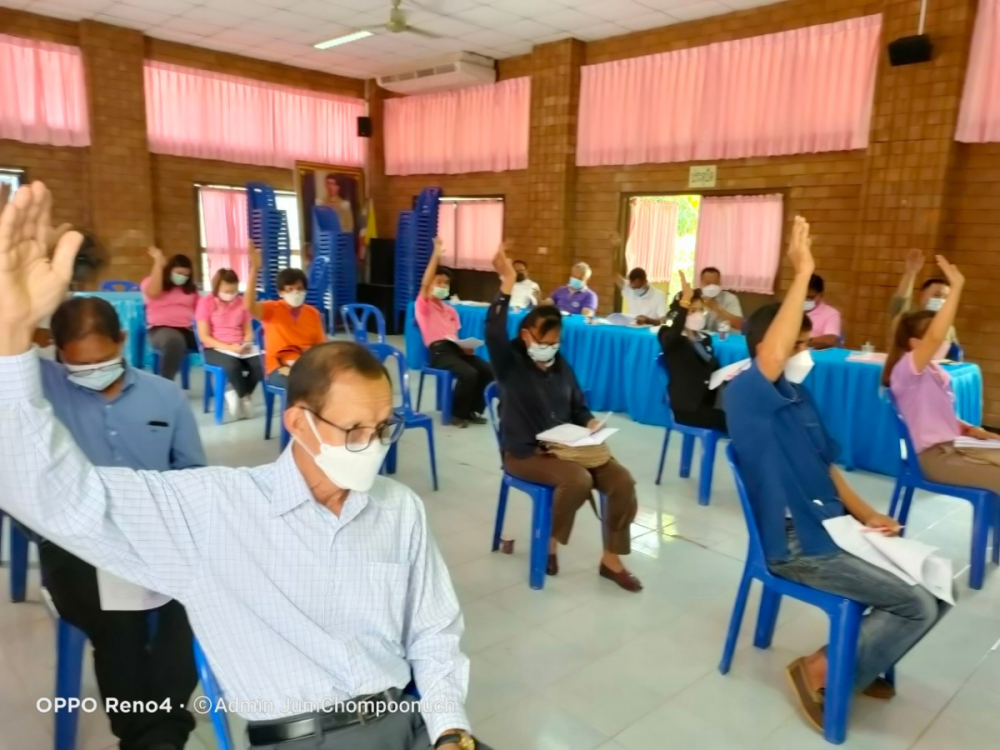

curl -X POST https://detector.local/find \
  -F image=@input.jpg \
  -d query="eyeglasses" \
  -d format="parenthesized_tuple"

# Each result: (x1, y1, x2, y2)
(308, 410, 405, 452)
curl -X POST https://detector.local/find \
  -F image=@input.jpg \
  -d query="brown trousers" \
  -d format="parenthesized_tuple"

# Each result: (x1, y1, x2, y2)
(502, 451, 638, 554)
(920, 443, 1000, 493)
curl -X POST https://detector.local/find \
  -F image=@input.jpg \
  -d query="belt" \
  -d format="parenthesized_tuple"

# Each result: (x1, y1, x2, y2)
(246, 688, 404, 747)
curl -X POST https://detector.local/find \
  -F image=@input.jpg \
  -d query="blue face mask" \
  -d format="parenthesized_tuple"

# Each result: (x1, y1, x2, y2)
(65, 359, 125, 391)
(568, 277, 585, 291)
(171, 272, 190, 286)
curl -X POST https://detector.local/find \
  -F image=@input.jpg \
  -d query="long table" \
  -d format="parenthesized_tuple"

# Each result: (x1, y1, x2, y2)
(403, 303, 983, 476)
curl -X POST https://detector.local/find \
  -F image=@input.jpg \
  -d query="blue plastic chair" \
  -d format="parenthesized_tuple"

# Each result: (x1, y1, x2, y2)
(193, 322, 227, 425)
(4, 511, 30, 603)
(886, 393, 999, 590)
(341, 304, 387, 344)
(947, 342, 964, 362)
(99, 280, 140, 292)
(193, 638, 236, 750)
(485, 382, 607, 590)
(150, 347, 193, 391)
(654, 353, 725, 505)
(720, 444, 892, 745)
(255, 325, 290, 451)
(367, 343, 438, 491)
(417, 368, 455, 426)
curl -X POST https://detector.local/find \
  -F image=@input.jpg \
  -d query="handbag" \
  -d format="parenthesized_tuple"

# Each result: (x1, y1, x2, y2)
(541, 441, 611, 469)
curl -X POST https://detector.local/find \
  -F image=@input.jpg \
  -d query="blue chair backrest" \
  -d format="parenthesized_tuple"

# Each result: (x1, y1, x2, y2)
(254, 325, 270, 377)
(485, 381, 502, 450)
(192, 638, 234, 750)
(725, 444, 767, 565)
(885, 391, 919, 475)
(341, 304, 387, 344)
(366, 342, 414, 412)
(100, 280, 140, 292)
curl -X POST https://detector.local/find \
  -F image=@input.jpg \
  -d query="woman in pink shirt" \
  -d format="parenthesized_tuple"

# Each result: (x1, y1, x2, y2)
(196, 268, 260, 419)
(141, 248, 199, 381)
(883, 256, 1000, 491)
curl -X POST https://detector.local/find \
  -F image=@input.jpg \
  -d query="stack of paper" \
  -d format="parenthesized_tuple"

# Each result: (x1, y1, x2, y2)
(605, 313, 637, 327)
(709, 358, 751, 390)
(953, 436, 1000, 450)
(847, 352, 887, 364)
(537, 413, 617, 447)
(822, 516, 954, 604)
(216, 345, 261, 359)
(450, 337, 484, 351)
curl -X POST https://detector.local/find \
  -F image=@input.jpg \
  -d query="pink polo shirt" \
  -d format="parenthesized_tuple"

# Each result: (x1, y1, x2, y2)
(141, 277, 199, 329)
(807, 302, 842, 339)
(414, 296, 460, 347)
(890, 351, 962, 453)
(195, 294, 251, 345)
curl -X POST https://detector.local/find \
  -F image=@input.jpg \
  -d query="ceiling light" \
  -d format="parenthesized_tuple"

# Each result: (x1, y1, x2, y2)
(314, 31, 374, 50)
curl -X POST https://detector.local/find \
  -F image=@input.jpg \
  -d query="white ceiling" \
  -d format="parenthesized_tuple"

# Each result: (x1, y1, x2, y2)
(3, 0, 786, 79)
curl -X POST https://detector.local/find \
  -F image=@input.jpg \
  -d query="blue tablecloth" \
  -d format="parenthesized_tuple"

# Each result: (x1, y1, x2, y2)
(403, 304, 983, 476)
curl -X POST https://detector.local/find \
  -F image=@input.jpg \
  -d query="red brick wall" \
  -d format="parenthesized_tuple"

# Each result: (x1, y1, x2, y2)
(0, 141, 89, 229)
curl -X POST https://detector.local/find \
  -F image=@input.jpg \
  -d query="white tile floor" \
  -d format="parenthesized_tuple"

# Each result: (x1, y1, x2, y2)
(3, 349, 1000, 750)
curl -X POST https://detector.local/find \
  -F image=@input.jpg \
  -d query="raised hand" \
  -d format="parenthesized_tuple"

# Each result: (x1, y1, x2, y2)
(148, 246, 165, 264)
(787, 216, 814, 278)
(679, 270, 693, 303)
(492, 240, 514, 277)
(0, 183, 82, 353)
(905, 248, 924, 275)
(935, 255, 964, 289)
(433, 236, 445, 258)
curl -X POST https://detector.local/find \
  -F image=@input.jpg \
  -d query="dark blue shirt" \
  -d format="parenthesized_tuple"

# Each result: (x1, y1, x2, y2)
(724, 361, 844, 561)
(41, 361, 205, 471)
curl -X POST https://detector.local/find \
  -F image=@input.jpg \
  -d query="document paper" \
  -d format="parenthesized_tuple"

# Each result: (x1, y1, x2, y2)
(953, 437, 1000, 450)
(215, 345, 261, 359)
(822, 516, 954, 604)
(537, 414, 617, 447)
(97, 570, 171, 611)
(451, 337, 485, 351)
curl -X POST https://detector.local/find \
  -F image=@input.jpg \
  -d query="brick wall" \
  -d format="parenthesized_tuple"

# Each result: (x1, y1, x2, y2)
(1, 141, 89, 229)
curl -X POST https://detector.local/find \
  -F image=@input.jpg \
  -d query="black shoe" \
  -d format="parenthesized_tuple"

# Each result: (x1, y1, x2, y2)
(450, 417, 469, 428)
(468, 414, 488, 425)
(547, 554, 559, 576)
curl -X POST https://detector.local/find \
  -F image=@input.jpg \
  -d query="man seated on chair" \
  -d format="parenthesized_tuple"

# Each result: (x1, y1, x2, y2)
(804, 273, 842, 350)
(414, 236, 493, 428)
(510, 259, 541, 310)
(724, 217, 948, 733)
(699, 266, 744, 333)
(0, 183, 488, 750)
(546, 262, 598, 317)
(41, 296, 203, 750)
(246, 245, 325, 389)
(486, 242, 642, 592)
(616, 267, 668, 325)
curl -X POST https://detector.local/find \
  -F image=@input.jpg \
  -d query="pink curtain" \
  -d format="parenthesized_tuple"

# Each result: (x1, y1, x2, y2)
(144, 62, 365, 168)
(384, 78, 530, 175)
(577, 15, 881, 166)
(455, 202, 504, 271)
(957, 0, 1000, 142)
(626, 200, 678, 283)
(695, 195, 784, 294)
(0, 33, 89, 147)
(437, 202, 458, 266)
(201, 188, 250, 283)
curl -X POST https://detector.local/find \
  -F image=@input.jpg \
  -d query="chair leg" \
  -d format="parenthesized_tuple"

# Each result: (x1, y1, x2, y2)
(9, 524, 28, 603)
(439, 375, 454, 427)
(55, 619, 87, 750)
(753, 587, 782, 649)
(992, 497, 1000, 566)
(898, 486, 916, 530)
(202, 371, 212, 415)
(719, 573, 752, 674)
(181, 357, 191, 391)
(383, 442, 398, 475)
(492, 484, 509, 553)
(969, 498, 990, 590)
(888, 479, 903, 519)
(823, 601, 862, 745)
(697, 434, 718, 506)
(417, 372, 426, 413)
(213, 373, 226, 425)
(529, 489, 552, 591)
(423, 423, 438, 491)
(278, 392, 290, 451)
(679, 434, 695, 479)
(264, 391, 274, 441)
(655, 428, 671, 485)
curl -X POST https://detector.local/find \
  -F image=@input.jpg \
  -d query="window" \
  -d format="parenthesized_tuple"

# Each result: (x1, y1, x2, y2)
(0, 168, 25, 201)
(436, 197, 504, 272)
(196, 184, 301, 289)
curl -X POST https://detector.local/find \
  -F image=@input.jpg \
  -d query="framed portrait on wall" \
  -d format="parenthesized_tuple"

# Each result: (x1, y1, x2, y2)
(295, 162, 365, 256)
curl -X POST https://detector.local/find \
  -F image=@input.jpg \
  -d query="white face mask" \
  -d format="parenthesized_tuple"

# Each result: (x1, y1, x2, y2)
(702, 284, 721, 299)
(65, 358, 125, 391)
(282, 291, 306, 308)
(301, 412, 389, 492)
(803, 299, 817, 312)
(784, 350, 814, 384)
(218, 291, 237, 303)
(924, 297, 945, 312)
(527, 342, 559, 365)
(685, 311, 706, 332)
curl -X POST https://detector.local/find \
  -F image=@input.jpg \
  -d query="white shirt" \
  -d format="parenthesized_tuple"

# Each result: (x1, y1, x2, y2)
(510, 279, 541, 309)
(704, 290, 743, 332)
(0, 350, 468, 741)
(622, 286, 668, 321)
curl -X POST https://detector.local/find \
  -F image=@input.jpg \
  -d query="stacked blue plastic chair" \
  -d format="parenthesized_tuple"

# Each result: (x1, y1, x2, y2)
(341, 303, 387, 343)
(246, 182, 291, 302)
(886, 392, 999, 589)
(304, 254, 333, 332)
(393, 211, 418, 329)
(720, 444, 892, 745)
(654, 353, 725, 505)
(312, 206, 355, 332)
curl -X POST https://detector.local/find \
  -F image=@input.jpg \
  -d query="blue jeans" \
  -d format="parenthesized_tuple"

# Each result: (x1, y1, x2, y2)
(769, 525, 949, 690)
(267, 370, 288, 389)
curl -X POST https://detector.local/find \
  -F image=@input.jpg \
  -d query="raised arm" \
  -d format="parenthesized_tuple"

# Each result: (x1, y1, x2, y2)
(143, 246, 166, 299)
(758, 217, 814, 382)
(0, 183, 209, 599)
(912, 256, 964, 374)
(419, 237, 446, 300)
(658, 271, 692, 351)
(890, 248, 923, 319)
(486, 242, 517, 378)
(244, 242, 265, 320)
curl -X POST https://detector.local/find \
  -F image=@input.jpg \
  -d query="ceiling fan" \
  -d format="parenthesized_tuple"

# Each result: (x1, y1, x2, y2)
(315, 0, 440, 50)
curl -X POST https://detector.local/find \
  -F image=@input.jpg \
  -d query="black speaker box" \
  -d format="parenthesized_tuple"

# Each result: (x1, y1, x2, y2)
(357, 116, 372, 138)
(888, 35, 932, 66)
(369, 238, 395, 286)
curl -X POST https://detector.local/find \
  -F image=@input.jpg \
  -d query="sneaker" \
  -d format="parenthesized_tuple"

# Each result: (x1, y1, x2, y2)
(224, 389, 239, 418)
(238, 396, 253, 420)
(468, 414, 488, 425)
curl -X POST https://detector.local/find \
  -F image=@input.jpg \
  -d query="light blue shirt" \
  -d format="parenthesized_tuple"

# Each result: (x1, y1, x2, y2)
(40, 360, 205, 471)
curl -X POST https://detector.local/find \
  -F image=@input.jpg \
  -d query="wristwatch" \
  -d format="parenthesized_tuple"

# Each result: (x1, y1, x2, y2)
(434, 730, 476, 749)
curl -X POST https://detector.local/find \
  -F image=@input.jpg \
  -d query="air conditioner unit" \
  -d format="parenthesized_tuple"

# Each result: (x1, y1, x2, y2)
(377, 51, 496, 95)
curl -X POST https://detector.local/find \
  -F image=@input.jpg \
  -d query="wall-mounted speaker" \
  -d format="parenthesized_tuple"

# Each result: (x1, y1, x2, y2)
(888, 35, 932, 66)
(357, 116, 372, 138)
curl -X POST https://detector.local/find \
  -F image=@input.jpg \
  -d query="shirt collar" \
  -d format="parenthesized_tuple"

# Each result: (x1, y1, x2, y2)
(269, 445, 315, 517)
